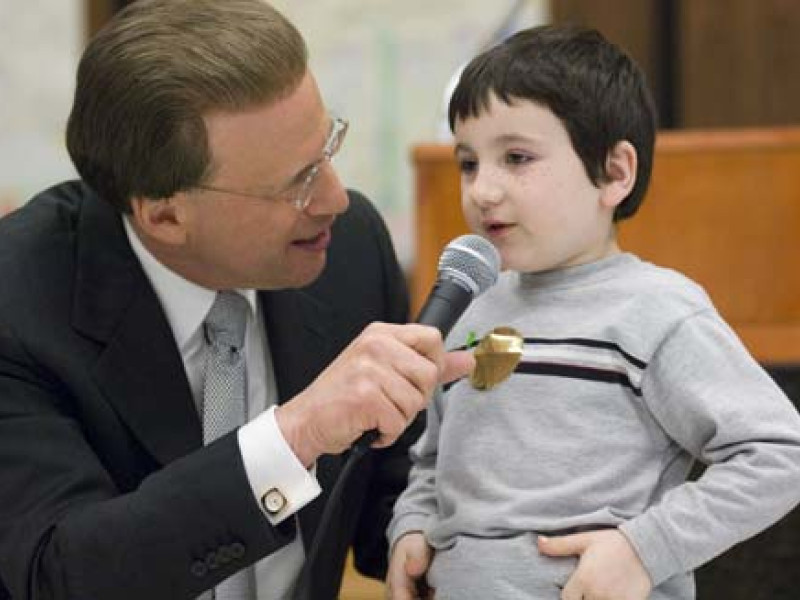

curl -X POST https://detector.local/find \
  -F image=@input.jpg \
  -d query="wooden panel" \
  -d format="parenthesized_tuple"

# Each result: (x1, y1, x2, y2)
(551, 0, 662, 72)
(679, 0, 800, 127)
(550, 0, 673, 126)
(86, 0, 132, 39)
(412, 146, 468, 316)
(619, 127, 800, 361)
(86, 0, 114, 38)
(552, 0, 800, 128)
(339, 551, 383, 599)
(411, 127, 800, 363)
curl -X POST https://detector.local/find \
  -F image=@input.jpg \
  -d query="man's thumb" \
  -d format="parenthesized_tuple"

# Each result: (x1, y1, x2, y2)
(537, 532, 591, 557)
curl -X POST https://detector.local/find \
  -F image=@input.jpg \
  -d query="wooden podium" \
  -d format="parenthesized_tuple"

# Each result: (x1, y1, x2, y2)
(411, 127, 800, 365)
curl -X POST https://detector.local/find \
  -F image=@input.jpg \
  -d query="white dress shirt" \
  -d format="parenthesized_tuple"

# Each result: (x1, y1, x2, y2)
(124, 218, 321, 599)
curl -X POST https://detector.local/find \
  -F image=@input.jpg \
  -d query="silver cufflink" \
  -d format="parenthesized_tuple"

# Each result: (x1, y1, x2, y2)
(261, 487, 287, 515)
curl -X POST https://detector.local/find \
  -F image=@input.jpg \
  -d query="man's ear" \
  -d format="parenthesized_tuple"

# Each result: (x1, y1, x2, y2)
(129, 194, 190, 246)
(600, 140, 637, 209)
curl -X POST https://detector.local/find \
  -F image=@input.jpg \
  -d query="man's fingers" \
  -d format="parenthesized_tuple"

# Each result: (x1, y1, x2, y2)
(368, 323, 476, 387)
(538, 532, 592, 557)
(440, 350, 475, 384)
(284, 322, 463, 458)
(390, 323, 444, 358)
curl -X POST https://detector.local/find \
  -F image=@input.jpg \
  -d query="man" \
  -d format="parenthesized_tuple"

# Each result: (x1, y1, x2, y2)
(0, 1, 471, 599)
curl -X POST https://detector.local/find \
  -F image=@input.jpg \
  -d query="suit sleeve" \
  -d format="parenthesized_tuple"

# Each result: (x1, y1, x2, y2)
(0, 317, 295, 600)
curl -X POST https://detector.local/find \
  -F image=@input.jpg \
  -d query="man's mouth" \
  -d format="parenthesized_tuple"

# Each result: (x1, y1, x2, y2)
(291, 229, 331, 251)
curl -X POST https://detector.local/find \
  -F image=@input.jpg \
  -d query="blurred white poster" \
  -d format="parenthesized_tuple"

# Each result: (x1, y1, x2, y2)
(0, 0, 82, 214)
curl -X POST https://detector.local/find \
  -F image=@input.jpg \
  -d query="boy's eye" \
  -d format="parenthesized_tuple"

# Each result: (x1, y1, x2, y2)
(505, 152, 532, 166)
(457, 158, 478, 174)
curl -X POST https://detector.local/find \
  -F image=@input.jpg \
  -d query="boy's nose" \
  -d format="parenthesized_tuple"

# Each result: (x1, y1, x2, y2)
(469, 173, 505, 208)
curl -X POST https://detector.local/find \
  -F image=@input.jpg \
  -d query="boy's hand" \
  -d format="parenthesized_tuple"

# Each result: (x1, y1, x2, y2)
(385, 532, 435, 599)
(537, 529, 652, 600)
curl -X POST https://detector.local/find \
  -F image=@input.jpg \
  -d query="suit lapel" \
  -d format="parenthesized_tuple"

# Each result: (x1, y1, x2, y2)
(93, 289, 202, 464)
(72, 189, 200, 466)
(261, 288, 340, 405)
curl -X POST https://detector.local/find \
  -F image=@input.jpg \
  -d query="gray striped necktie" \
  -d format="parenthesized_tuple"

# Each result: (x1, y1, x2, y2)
(202, 291, 255, 600)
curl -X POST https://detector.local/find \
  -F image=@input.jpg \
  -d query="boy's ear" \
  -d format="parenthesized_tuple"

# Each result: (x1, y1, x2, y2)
(600, 140, 637, 209)
(129, 194, 190, 246)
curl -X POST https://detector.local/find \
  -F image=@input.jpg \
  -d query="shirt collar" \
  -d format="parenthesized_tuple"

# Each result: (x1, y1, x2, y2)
(123, 217, 258, 352)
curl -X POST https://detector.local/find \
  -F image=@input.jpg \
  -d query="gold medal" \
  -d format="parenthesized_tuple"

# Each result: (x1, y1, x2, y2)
(469, 327, 524, 390)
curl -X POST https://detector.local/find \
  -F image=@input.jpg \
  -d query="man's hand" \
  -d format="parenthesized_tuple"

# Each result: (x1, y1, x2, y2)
(276, 322, 474, 466)
(537, 529, 652, 600)
(386, 532, 434, 600)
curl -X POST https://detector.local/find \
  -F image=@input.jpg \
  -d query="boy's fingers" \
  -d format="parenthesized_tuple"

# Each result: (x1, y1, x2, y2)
(404, 541, 433, 577)
(387, 533, 432, 600)
(537, 532, 592, 557)
(386, 563, 415, 600)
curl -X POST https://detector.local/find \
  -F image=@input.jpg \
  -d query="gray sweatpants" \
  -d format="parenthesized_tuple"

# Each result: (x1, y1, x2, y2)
(427, 534, 694, 599)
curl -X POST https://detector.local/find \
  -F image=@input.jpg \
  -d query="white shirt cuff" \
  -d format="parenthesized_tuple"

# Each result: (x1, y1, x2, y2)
(238, 405, 321, 525)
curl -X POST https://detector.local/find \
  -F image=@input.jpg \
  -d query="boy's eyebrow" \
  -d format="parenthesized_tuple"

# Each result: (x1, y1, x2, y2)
(453, 142, 473, 155)
(495, 133, 544, 146)
(453, 134, 545, 156)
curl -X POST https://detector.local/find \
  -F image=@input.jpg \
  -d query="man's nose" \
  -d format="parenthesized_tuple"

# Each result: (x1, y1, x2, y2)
(305, 162, 349, 216)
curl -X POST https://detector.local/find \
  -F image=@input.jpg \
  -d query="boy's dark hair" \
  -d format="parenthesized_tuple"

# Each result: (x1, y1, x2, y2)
(66, 0, 307, 213)
(449, 25, 657, 221)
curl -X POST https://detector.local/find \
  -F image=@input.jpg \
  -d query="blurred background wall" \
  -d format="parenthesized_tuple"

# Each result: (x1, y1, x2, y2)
(0, 0, 82, 215)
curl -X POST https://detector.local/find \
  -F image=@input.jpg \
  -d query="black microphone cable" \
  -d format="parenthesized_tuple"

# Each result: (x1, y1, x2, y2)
(291, 433, 376, 600)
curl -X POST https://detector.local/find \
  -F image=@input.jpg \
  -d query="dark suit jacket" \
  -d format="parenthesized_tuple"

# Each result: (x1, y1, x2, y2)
(0, 181, 416, 599)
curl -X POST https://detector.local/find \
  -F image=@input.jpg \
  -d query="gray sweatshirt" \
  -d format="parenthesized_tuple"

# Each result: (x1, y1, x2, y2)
(389, 253, 800, 592)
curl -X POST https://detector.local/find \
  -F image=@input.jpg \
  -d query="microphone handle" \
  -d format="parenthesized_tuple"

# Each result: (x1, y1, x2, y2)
(353, 278, 473, 450)
(415, 278, 474, 338)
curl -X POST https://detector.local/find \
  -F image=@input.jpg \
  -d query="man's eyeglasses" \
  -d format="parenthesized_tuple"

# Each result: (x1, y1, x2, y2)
(197, 117, 349, 211)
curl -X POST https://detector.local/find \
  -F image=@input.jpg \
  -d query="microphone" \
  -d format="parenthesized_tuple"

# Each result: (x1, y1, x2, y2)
(416, 234, 501, 337)
(355, 234, 500, 448)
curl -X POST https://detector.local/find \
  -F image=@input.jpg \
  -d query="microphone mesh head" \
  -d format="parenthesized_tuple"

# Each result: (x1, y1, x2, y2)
(438, 234, 501, 296)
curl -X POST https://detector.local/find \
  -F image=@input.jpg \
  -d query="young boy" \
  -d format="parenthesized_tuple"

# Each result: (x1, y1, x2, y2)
(387, 25, 800, 600)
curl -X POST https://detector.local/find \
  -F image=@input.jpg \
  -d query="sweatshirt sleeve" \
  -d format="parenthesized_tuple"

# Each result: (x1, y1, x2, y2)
(386, 387, 446, 551)
(619, 309, 800, 586)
